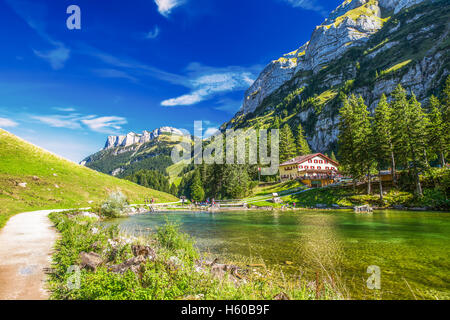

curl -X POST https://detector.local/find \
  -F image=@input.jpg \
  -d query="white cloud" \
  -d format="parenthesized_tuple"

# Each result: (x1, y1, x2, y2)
(79, 46, 261, 107)
(31, 113, 127, 134)
(161, 93, 203, 106)
(145, 26, 160, 39)
(0, 117, 19, 128)
(31, 115, 81, 129)
(161, 63, 260, 107)
(204, 127, 220, 138)
(53, 107, 76, 112)
(280, 0, 326, 16)
(83, 46, 188, 86)
(33, 43, 70, 70)
(81, 116, 127, 134)
(154, 0, 185, 17)
(93, 69, 138, 82)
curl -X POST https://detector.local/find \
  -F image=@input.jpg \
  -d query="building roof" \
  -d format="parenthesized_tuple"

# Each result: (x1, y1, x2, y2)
(280, 153, 339, 167)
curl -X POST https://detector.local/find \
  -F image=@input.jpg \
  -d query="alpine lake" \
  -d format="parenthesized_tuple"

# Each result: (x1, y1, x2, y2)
(108, 209, 450, 300)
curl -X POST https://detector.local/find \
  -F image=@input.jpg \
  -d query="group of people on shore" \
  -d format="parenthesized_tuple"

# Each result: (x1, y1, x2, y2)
(191, 197, 217, 207)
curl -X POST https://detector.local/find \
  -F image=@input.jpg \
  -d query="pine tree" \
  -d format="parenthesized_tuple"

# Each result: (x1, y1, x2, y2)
(338, 94, 373, 192)
(169, 183, 178, 196)
(442, 76, 450, 124)
(338, 94, 361, 190)
(440, 76, 450, 166)
(408, 94, 428, 196)
(190, 170, 205, 201)
(392, 85, 428, 196)
(372, 94, 395, 200)
(280, 124, 297, 162)
(354, 95, 374, 194)
(224, 165, 250, 199)
(390, 85, 410, 183)
(330, 151, 337, 161)
(295, 123, 311, 155)
(427, 95, 447, 167)
(273, 116, 281, 129)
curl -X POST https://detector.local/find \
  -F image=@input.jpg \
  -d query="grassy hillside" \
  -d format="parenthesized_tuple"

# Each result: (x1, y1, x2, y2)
(0, 129, 178, 228)
(166, 160, 191, 186)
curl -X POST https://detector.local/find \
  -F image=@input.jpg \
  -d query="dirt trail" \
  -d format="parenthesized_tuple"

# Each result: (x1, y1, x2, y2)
(0, 209, 61, 300)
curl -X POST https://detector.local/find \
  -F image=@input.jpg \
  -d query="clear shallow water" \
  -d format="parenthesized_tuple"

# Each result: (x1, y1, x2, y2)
(110, 210, 450, 300)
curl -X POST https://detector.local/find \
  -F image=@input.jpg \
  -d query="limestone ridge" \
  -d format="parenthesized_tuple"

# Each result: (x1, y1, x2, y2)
(103, 127, 184, 150)
(81, 126, 189, 177)
(239, 0, 426, 115)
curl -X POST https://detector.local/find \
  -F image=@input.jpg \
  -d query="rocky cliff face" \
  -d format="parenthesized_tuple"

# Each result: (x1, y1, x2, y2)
(240, 0, 427, 116)
(104, 127, 184, 150)
(227, 0, 449, 153)
(240, 0, 400, 114)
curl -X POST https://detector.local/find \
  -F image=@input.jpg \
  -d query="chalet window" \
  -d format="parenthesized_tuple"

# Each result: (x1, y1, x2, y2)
(299, 165, 303, 169)
(325, 167, 329, 170)
(311, 166, 314, 169)
(308, 160, 312, 163)
(304, 166, 308, 169)
(319, 160, 323, 164)
(314, 160, 318, 163)
(318, 166, 321, 170)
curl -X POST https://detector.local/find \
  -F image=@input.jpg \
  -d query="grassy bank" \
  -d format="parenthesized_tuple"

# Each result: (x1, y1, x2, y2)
(0, 129, 178, 229)
(47, 211, 344, 300)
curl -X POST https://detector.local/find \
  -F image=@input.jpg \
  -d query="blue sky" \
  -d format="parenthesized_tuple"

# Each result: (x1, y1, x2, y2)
(0, 0, 341, 162)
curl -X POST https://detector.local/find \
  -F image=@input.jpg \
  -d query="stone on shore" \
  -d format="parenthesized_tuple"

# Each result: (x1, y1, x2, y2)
(79, 252, 103, 271)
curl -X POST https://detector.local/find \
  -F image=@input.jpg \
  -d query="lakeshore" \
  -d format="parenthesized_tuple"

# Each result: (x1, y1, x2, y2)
(111, 209, 450, 300)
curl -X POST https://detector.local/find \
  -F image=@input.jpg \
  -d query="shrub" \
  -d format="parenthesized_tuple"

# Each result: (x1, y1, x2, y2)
(156, 221, 198, 260)
(101, 192, 129, 217)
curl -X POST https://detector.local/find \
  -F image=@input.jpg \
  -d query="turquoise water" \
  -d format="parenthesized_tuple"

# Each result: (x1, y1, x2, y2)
(111, 210, 450, 300)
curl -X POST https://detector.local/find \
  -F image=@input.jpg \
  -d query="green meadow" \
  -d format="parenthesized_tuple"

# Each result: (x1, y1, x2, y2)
(0, 129, 177, 228)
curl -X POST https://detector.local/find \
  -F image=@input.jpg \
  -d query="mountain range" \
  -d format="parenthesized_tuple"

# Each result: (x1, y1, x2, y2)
(81, 127, 189, 180)
(102, 127, 184, 150)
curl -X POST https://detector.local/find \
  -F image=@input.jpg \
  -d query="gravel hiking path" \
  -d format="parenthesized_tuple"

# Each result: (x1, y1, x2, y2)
(0, 209, 63, 300)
